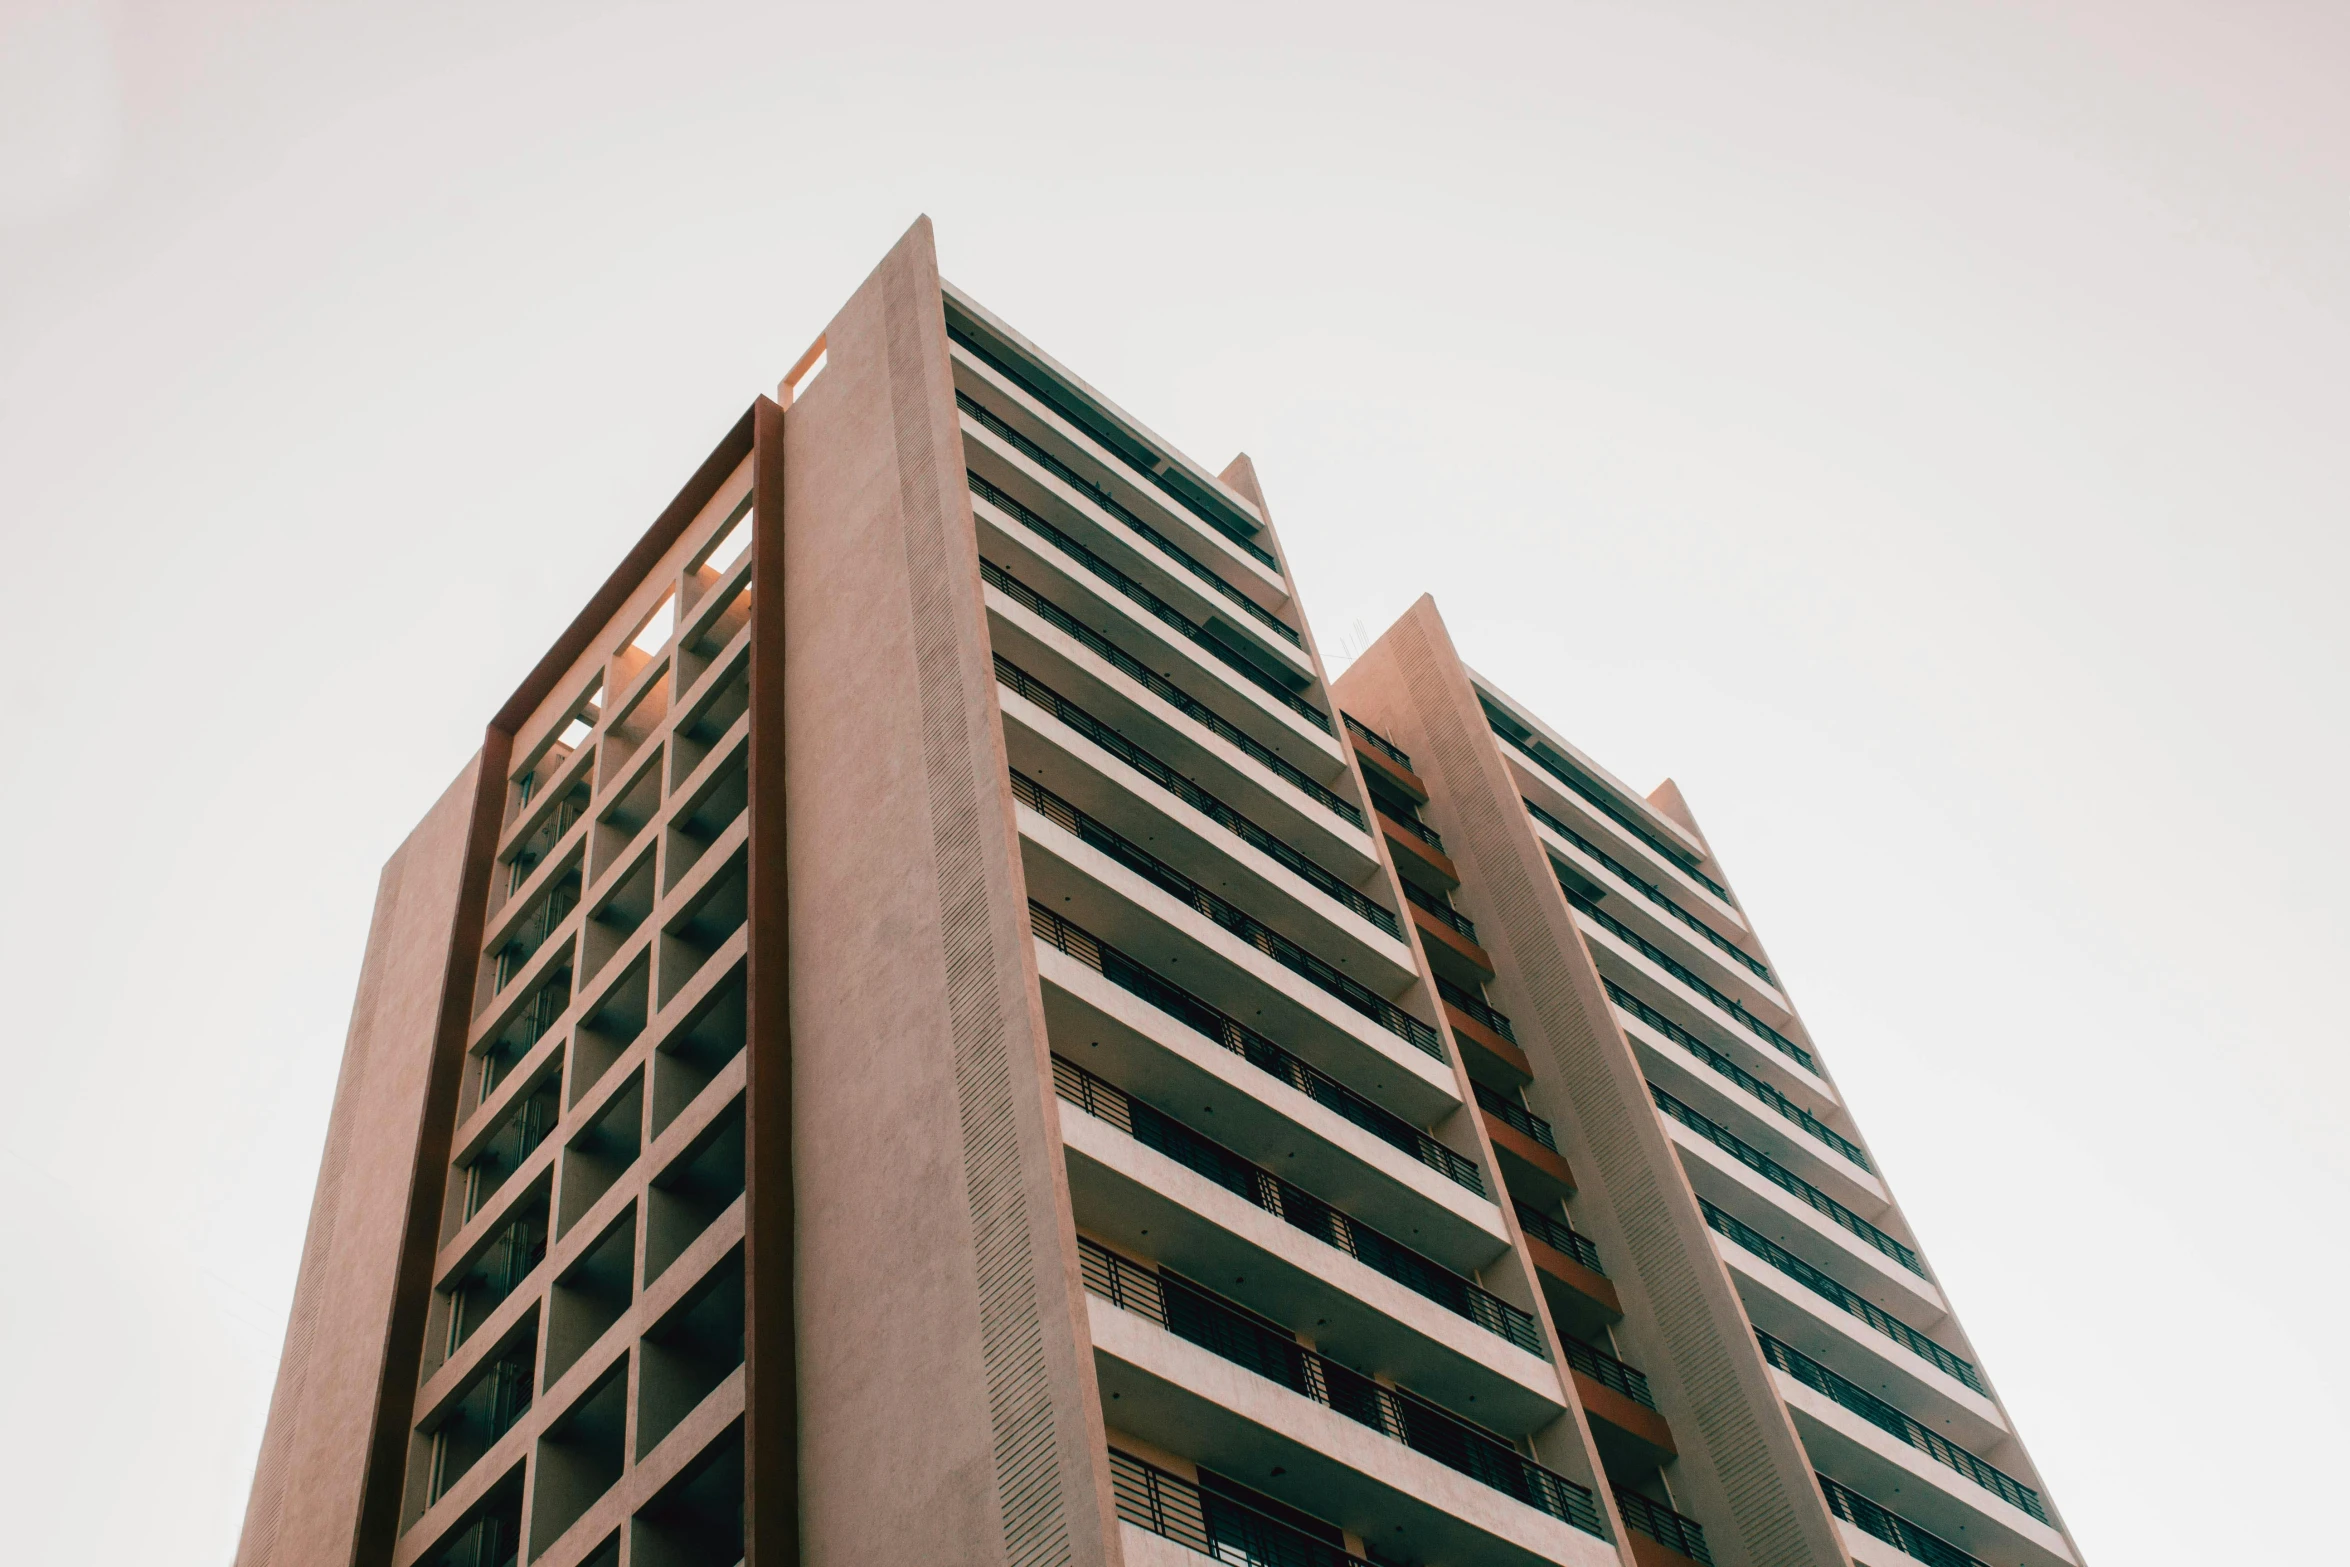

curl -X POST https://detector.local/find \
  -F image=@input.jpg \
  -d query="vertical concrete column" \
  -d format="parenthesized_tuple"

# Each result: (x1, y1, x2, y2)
(234, 756, 500, 1567)
(781, 219, 1119, 1567)
(1337, 598, 1850, 1567)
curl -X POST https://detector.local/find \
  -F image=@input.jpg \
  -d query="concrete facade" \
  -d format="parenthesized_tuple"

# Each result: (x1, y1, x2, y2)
(236, 220, 2082, 1567)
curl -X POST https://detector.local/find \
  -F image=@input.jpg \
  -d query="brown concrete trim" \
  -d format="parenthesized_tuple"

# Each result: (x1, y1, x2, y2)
(1626, 1529, 1708, 1567)
(353, 738, 509, 1567)
(1445, 1004, 1531, 1083)
(1482, 1113, 1577, 1194)
(1379, 810, 1460, 886)
(1526, 1235, 1623, 1320)
(491, 408, 757, 737)
(1410, 903, 1495, 977)
(1574, 1373, 1678, 1461)
(744, 393, 796, 1567)
(1349, 733, 1428, 803)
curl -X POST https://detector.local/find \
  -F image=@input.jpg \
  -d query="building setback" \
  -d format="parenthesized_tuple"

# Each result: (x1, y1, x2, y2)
(233, 218, 2084, 1567)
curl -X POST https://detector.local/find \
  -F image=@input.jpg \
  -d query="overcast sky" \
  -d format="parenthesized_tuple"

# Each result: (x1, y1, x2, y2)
(2, 2, 2342, 1562)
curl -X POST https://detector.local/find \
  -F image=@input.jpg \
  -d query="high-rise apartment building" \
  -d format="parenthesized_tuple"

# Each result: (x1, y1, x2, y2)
(235, 219, 2082, 1567)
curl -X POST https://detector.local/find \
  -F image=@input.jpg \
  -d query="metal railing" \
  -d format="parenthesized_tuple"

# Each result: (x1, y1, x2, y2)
(1109, 1449, 1363, 1567)
(1030, 905, 1475, 1189)
(1612, 1487, 1715, 1565)
(1525, 796, 1772, 982)
(447, 1208, 548, 1356)
(981, 558, 1362, 829)
(1375, 803, 1446, 853)
(959, 391, 1301, 647)
(1474, 1082, 1557, 1151)
(482, 969, 570, 1102)
(1570, 888, 1813, 1072)
(1055, 1057, 1544, 1356)
(1343, 713, 1414, 772)
(1817, 1474, 1992, 1567)
(1015, 774, 1440, 1057)
(1558, 1334, 1657, 1409)
(1491, 719, 1734, 901)
(1653, 1087, 1924, 1277)
(492, 873, 579, 991)
(1402, 880, 1479, 943)
(1436, 976, 1517, 1045)
(949, 323, 1285, 572)
(1700, 1202, 1980, 1391)
(1083, 1241, 1604, 1537)
(1607, 982, 1863, 1169)
(971, 471, 1330, 733)
(1513, 1200, 1606, 1275)
(1760, 1335, 2043, 1521)
(508, 786, 589, 895)
(996, 657, 1396, 939)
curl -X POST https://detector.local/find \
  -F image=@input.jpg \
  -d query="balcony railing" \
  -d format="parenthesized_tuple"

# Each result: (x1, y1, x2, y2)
(1110, 1449, 1366, 1567)
(981, 558, 1362, 829)
(1056, 1057, 1545, 1356)
(1402, 880, 1478, 943)
(1700, 1202, 1981, 1392)
(1818, 1474, 1992, 1567)
(1759, 1335, 2044, 1521)
(1525, 796, 1772, 982)
(1473, 1082, 1556, 1152)
(972, 471, 1330, 733)
(948, 322, 1285, 573)
(1613, 1487, 1715, 1565)
(1558, 1334, 1657, 1409)
(1343, 713, 1414, 772)
(1436, 976, 1517, 1045)
(1016, 773, 1440, 1058)
(1653, 1087, 1923, 1278)
(492, 872, 579, 991)
(1488, 718, 1733, 901)
(482, 968, 570, 1102)
(1513, 1200, 1606, 1275)
(1031, 905, 1476, 1190)
(1376, 803, 1446, 853)
(1083, 1240, 1605, 1537)
(1607, 982, 1863, 1170)
(1570, 887, 1813, 1073)
(997, 657, 1396, 939)
(959, 391, 1301, 648)
(508, 784, 589, 895)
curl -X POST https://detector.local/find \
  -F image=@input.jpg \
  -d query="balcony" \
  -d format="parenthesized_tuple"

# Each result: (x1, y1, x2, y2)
(970, 470, 1327, 742)
(1513, 1200, 1620, 1339)
(1653, 1087, 1925, 1282)
(1057, 1057, 1545, 1359)
(983, 556, 1359, 829)
(1759, 1334, 2045, 1523)
(999, 656, 1399, 944)
(1569, 885, 1812, 1073)
(1526, 796, 1772, 986)
(958, 389, 1301, 651)
(1611, 982, 1868, 1174)
(1487, 715, 1732, 905)
(1474, 1083, 1576, 1205)
(1438, 976, 1531, 1086)
(1702, 1202, 1981, 1395)
(1017, 771, 1441, 1060)
(491, 869, 580, 992)
(1343, 713, 1429, 801)
(1378, 804, 1461, 892)
(947, 317, 1284, 574)
(1818, 1474, 1994, 1567)
(1558, 1334, 1676, 1467)
(1613, 1486, 1716, 1567)
(1404, 881, 1495, 981)
(1084, 1240, 1606, 1537)
(1033, 905, 1477, 1195)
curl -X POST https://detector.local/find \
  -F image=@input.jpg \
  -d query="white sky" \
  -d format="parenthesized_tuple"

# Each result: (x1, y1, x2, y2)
(1, 2, 2341, 1562)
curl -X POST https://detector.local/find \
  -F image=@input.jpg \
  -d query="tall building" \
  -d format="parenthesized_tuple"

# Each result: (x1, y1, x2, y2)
(234, 219, 2082, 1567)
